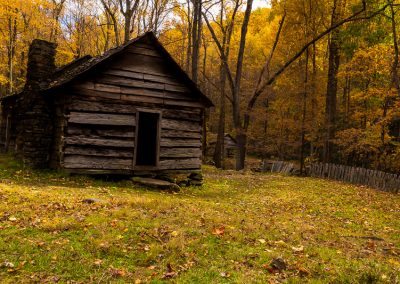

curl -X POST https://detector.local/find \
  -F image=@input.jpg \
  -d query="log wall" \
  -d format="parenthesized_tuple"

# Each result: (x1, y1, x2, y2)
(58, 41, 204, 173)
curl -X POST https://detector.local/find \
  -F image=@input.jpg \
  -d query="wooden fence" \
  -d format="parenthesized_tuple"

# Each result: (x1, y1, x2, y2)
(309, 163, 400, 193)
(260, 160, 296, 174)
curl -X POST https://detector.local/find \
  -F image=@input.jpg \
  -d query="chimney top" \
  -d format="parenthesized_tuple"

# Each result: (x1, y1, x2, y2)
(25, 39, 57, 90)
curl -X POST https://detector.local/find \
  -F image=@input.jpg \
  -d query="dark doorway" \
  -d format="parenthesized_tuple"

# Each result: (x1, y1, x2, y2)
(135, 112, 160, 166)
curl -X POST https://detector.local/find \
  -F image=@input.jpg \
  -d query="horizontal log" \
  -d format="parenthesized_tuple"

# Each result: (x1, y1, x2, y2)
(165, 84, 189, 93)
(160, 138, 201, 148)
(105, 68, 182, 86)
(69, 98, 136, 114)
(127, 46, 161, 57)
(72, 87, 121, 100)
(67, 125, 135, 138)
(161, 129, 201, 139)
(143, 73, 182, 86)
(160, 147, 202, 158)
(68, 112, 136, 126)
(114, 54, 168, 76)
(161, 119, 201, 132)
(163, 98, 205, 108)
(64, 155, 132, 170)
(73, 81, 203, 107)
(97, 75, 165, 91)
(120, 94, 164, 105)
(65, 169, 132, 175)
(158, 158, 201, 170)
(64, 146, 133, 158)
(162, 109, 202, 122)
(65, 136, 134, 148)
(103, 69, 144, 80)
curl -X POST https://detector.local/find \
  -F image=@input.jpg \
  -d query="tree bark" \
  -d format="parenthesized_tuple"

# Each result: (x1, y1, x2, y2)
(233, 0, 253, 170)
(191, 0, 202, 83)
(323, 0, 341, 163)
(300, 49, 309, 175)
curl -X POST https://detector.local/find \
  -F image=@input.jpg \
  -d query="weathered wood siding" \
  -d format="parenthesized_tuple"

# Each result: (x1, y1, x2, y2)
(60, 39, 204, 173)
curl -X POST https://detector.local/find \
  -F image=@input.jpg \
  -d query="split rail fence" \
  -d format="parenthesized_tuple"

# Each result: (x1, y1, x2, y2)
(309, 163, 400, 193)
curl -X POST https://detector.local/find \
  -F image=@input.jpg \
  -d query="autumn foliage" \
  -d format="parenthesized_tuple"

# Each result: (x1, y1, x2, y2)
(1, 0, 400, 171)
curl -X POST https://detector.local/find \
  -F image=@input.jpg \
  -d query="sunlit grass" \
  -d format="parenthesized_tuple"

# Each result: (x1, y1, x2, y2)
(0, 153, 399, 283)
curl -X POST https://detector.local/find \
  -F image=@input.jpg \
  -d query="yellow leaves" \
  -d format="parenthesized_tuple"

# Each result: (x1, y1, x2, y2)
(389, 258, 400, 266)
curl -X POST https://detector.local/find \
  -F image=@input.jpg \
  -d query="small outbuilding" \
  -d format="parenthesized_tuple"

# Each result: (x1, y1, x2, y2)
(0, 32, 213, 176)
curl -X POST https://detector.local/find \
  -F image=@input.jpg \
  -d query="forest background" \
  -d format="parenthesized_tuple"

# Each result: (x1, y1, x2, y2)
(1, 0, 400, 172)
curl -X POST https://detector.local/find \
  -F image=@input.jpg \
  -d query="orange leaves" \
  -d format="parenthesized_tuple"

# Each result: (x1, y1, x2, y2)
(212, 226, 225, 237)
(108, 266, 131, 278)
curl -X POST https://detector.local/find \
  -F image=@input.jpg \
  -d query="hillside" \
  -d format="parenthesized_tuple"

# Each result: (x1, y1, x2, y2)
(0, 154, 399, 283)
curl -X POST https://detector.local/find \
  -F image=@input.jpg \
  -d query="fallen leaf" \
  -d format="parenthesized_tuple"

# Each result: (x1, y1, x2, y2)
(1, 261, 14, 268)
(258, 239, 266, 244)
(171, 231, 179, 237)
(94, 259, 103, 265)
(274, 240, 287, 247)
(220, 271, 231, 278)
(212, 226, 225, 236)
(162, 263, 177, 279)
(108, 267, 127, 278)
(292, 245, 304, 253)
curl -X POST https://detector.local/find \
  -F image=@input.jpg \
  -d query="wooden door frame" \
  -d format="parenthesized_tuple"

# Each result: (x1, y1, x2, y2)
(133, 108, 162, 170)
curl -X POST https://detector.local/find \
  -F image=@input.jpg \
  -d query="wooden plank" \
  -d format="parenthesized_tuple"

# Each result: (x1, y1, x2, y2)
(158, 158, 201, 170)
(69, 98, 136, 114)
(161, 129, 201, 139)
(97, 75, 165, 91)
(113, 54, 168, 77)
(65, 168, 132, 175)
(162, 109, 202, 122)
(164, 84, 190, 93)
(64, 146, 133, 158)
(103, 69, 144, 80)
(67, 125, 135, 138)
(160, 147, 202, 158)
(161, 119, 201, 132)
(65, 136, 134, 148)
(68, 112, 136, 126)
(119, 86, 164, 98)
(163, 98, 205, 108)
(143, 73, 182, 86)
(72, 87, 121, 100)
(160, 138, 201, 148)
(126, 46, 161, 57)
(64, 155, 132, 170)
(120, 94, 164, 104)
(104, 68, 182, 86)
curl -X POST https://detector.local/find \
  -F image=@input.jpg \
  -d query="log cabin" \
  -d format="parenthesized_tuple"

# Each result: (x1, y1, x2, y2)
(0, 32, 213, 177)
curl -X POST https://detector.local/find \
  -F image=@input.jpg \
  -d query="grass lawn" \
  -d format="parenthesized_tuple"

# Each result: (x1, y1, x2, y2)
(0, 154, 399, 283)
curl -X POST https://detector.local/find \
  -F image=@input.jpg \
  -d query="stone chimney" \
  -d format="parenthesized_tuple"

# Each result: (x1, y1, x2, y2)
(16, 39, 57, 168)
(25, 39, 57, 90)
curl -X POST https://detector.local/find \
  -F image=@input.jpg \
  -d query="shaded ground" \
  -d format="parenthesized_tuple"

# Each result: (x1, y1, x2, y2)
(0, 153, 399, 283)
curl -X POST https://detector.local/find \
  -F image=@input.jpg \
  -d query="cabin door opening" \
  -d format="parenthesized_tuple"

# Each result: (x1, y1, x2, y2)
(135, 112, 160, 167)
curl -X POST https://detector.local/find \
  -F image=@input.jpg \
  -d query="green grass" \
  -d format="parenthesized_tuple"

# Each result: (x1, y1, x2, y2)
(0, 153, 399, 283)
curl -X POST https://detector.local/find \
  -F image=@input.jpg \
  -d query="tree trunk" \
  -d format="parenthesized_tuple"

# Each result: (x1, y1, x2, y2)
(7, 13, 17, 95)
(191, 0, 202, 83)
(323, 0, 341, 163)
(300, 49, 309, 175)
(233, 0, 253, 170)
(213, 64, 226, 168)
